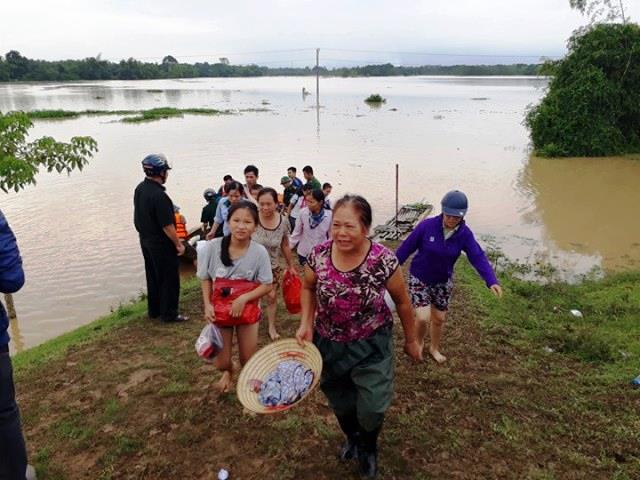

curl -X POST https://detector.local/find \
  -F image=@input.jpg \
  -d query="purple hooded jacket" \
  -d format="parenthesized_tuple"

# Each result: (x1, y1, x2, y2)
(396, 214, 498, 288)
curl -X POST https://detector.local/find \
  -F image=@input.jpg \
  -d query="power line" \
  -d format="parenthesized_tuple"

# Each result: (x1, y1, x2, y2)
(131, 48, 316, 61)
(107, 47, 560, 63)
(323, 47, 560, 59)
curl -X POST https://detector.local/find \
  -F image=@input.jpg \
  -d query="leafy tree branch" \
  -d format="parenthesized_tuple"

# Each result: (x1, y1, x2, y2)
(0, 111, 98, 192)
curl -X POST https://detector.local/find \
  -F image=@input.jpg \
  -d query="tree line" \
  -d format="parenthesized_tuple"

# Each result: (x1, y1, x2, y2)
(0, 51, 540, 82)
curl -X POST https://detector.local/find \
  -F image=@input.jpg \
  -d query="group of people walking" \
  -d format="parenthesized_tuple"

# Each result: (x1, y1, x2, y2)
(132, 153, 502, 478)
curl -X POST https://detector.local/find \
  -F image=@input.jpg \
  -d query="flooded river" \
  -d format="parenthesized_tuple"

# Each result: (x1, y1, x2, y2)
(1, 76, 639, 352)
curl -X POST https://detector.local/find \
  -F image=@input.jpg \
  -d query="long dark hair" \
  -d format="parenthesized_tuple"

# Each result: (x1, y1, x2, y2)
(332, 194, 373, 230)
(220, 201, 259, 267)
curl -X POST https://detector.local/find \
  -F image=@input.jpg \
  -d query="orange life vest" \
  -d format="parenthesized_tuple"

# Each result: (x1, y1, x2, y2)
(175, 213, 188, 239)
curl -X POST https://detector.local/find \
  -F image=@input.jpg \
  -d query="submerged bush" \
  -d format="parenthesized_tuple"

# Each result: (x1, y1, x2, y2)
(526, 23, 640, 157)
(364, 94, 386, 103)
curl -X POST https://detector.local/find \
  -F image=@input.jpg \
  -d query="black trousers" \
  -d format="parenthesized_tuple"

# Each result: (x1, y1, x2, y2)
(0, 352, 28, 480)
(140, 240, 180, 321)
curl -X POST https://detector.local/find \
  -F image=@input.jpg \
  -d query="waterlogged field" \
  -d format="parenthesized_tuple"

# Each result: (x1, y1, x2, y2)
(1, 76, 640, 350)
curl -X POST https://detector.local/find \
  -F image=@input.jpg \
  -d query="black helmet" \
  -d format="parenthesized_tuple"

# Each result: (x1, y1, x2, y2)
(441, 190, 468, 217)
(142, 153, 171, 176)
(203, 188, 217, 201)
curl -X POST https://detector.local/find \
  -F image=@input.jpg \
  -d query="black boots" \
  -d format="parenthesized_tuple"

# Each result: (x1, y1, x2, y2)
(336, 413, 359, 461)
(336, 414, 381, 478)
(336, 412, 382, 478)
(357, 426, 380, 478)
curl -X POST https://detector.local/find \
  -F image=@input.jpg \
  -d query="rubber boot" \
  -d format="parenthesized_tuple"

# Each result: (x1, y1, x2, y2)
(336, 413, 359, 461)
(357, 426, 381, 478)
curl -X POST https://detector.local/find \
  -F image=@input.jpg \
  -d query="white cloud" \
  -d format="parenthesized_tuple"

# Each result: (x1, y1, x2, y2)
(1, 0, 638, 65)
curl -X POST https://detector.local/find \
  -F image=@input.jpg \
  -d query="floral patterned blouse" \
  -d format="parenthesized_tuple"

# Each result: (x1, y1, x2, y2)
(252, 214, 290, 269)
(308, 240, 399, 342)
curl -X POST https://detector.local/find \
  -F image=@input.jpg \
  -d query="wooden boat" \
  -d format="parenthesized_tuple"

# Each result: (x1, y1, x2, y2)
(372, 202, 433, 242)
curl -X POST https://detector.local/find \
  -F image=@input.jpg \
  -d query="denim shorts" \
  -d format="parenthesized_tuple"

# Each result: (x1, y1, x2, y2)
(408, 275, 453, 312)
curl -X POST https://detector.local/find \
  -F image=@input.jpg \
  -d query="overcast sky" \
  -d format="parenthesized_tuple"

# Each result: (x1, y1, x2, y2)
(2, 0, 638, 66)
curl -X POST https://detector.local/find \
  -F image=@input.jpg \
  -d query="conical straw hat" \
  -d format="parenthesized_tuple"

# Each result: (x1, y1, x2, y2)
(237, 338, 323, 414)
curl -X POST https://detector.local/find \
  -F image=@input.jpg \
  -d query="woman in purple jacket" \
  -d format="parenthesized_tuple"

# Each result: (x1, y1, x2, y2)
(396, 191, 502, 363)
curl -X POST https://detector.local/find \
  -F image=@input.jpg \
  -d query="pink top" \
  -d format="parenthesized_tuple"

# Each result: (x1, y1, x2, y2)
(308, 240, 398, 342)
(289, 208, 332, 258)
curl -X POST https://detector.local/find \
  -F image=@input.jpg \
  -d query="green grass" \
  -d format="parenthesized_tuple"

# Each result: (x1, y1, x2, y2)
(122, 107, 230, 123)
(181, 107, 229, 115)
(54, 414, 95, 446)
(26, 109, 139, 119)
(14, 257, 640, 478)
(12, 301, 147, 378)
(25, 107, 232, 123)
(457, 257, 640, 383)
(33, 447, 65, 480)
(26, 110, 82, 119)
(101, 398, 124, 424)
(83, 109, 137, 116)
(13, 276, 200, 378)
(121, 107, 185, 123)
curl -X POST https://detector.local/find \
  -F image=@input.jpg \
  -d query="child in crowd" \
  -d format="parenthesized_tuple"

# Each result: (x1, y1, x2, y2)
(197, 201, 273, 392)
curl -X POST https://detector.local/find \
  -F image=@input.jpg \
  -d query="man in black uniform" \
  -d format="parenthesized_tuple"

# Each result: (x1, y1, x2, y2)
(134, 153, 188, 323)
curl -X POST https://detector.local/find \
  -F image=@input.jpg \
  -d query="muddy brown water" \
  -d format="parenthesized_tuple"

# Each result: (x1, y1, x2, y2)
(1, 76, 639, 352)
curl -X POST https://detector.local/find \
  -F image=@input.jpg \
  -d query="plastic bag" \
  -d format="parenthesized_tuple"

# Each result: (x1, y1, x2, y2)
(195, 324, 224, 360)
(212, 278, 261, 326)
(282, 270, 302, 314)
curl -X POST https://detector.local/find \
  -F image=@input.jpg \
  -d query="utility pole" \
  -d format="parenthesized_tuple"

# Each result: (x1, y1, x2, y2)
(395, 164, 399, 237)
(315, 48, 320, 108)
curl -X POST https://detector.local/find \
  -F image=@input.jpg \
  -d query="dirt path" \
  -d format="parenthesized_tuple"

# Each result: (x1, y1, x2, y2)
(16, 276, 639, 479)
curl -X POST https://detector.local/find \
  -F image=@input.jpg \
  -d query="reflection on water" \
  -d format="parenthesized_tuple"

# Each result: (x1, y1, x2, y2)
(2, 76, 638, 352)
(520, 155, 640, 272)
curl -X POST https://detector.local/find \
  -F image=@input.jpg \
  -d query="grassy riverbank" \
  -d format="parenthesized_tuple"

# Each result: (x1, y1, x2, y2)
(25, 107, 233, 123)
(14, 260, 640, 479)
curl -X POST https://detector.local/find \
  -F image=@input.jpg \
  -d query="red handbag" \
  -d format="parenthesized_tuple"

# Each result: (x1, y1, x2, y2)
(211, 278, 262, 327)
(282, 270, 302, 314)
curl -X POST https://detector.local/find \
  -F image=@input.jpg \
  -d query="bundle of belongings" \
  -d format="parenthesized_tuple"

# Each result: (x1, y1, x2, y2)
(250, 360, 314, 407)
